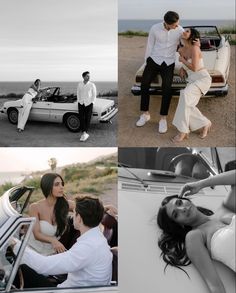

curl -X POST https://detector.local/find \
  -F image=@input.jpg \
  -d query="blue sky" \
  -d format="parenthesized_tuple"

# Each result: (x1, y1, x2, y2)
(119, 0, 235, 20)
(0, 0, 117, 81)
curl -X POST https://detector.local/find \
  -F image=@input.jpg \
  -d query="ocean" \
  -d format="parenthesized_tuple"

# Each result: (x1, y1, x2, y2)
(0, 172, 26, 185)
(118, 19, 235, 33)
(0, 81, 117, 96)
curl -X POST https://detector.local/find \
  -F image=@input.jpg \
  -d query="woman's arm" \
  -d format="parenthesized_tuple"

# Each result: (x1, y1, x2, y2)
(179, 170, 236, 197)
(29, 203, 66, 253)
(186, 230, 226, 293)
(68, 199, 75, 212)
(179, 45, 201, 72)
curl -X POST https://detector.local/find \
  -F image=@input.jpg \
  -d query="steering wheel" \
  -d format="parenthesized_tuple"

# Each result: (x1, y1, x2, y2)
(5, 246, 24, 290)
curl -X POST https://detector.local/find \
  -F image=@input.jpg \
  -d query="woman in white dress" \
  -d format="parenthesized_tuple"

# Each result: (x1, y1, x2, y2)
(17, 79, 41, 132)
(157, 170, 235, 293)
(172, 28, 212, 142)
(28, 173, 74, 256)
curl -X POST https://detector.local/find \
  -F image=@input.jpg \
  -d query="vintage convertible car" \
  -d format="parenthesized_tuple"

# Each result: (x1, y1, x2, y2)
(118, 147, 235, 293)
(0, 87, 118, 132)
(131, 26, 231, 97)
(0, 186, 118, 293)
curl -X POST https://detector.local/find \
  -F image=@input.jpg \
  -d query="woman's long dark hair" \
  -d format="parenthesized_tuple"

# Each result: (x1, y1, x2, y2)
(40, 173, 69, 237)
(188, 28, 200, 44)
(157, 195, 213, 276)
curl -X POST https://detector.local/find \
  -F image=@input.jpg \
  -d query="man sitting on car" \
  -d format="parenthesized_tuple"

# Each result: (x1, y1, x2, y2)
(13, 195, 112, 288)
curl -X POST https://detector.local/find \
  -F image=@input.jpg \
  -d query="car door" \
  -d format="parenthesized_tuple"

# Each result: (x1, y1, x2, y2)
(29, 100, 52, 121)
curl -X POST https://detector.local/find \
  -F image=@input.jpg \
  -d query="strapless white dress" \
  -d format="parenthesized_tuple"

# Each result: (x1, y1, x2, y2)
(172, 58, 212, 133)
(211, 215, 235, 271)
(28, 220, 58, 256)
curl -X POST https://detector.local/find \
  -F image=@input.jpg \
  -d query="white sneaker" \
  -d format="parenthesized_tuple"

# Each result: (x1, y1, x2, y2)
(158, 119, 168, 133)
(136, 113, 150, 127)
(80, 132, 89, 141)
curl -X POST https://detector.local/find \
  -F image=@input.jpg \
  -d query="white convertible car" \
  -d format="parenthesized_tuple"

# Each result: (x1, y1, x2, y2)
(131, 26, 231, 97)
(0, 87, 118, 132)
(118, 147, 235, 293)
(0, 186, 118, 293)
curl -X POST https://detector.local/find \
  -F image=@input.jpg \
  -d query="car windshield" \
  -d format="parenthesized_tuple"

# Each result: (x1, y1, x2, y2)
(118, 147, 236, 182)
(0, 223, 31, 291)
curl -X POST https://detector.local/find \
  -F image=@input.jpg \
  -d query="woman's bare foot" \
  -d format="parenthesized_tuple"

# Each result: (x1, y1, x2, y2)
(199, 122, 212, 139)
(171, 132, 189, 143)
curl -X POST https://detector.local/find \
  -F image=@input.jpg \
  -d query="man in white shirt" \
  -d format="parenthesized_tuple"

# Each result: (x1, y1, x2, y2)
(13, 195, 112, 288)
(77, 71, 97, 141)
(136, 11, 184, 134)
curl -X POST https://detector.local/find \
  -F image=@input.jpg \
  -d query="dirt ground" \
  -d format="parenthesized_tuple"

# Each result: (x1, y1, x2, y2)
(118, 36, 236, 147)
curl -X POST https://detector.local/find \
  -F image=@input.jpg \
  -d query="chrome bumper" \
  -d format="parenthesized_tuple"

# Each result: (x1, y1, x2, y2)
(100, 107, 118, 122)
(131, 84, 229, 97)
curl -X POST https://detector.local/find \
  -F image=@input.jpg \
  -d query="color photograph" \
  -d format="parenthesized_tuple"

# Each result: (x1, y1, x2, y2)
(0, 147, 118, 292)
(118, 0, 235, 147)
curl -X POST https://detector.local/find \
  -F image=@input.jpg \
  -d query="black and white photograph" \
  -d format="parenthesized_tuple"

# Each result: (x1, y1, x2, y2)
(118, 147, 236, 293)
(0, 0, 117, 147)
(0, 147, 118, 292)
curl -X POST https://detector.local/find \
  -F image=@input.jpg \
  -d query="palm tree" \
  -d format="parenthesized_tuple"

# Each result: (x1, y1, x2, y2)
(48, 157, 57, 172)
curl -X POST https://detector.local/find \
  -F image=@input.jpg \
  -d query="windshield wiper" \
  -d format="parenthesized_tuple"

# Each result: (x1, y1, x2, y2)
(118, 162, 148, 188)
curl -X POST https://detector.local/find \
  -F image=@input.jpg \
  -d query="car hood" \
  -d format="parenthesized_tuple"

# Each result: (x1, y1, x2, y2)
(94, 98, 115, 110)
(3, 99, 22, 108)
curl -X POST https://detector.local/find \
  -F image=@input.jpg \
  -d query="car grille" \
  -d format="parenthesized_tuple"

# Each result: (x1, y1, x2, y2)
(120, 181, 205, 195)
(172, 76, 187, 84)
(101, 105, 115, 116)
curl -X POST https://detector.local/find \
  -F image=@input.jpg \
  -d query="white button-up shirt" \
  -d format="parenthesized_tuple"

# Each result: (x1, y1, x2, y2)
(145, 22, 184, 65)
(14, 226, 112, 288)
(77, 81, 97, 106)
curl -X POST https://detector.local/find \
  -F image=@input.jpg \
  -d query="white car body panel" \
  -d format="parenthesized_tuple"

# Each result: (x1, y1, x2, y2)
(118, 171, 235, 293)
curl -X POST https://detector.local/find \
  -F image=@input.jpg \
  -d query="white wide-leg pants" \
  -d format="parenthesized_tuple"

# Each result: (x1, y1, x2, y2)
(17, 94, 33, 130)
(172, 82, 210, 133)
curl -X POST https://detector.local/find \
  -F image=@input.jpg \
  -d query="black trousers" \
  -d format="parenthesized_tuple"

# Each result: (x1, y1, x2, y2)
(140, 57, 175, 115)
(78, 103, 93, 132)
(14, 264, 55, 288)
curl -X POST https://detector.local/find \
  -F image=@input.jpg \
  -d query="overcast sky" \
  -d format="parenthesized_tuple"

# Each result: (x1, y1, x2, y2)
(0, 0, 117, 81)
(119, 0, 235, 20)
(0, 147, 117, 172)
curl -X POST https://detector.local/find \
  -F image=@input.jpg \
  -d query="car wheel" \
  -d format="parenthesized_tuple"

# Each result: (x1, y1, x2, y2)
(64, 113, 80, 132)
(7, 108, 18, 124)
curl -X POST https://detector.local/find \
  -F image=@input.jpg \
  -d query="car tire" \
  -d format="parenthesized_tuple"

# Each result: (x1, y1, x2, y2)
(64, 113, 80, 132)
(7, 108, 18, 124)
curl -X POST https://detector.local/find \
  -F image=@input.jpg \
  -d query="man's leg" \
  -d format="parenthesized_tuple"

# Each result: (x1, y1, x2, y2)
(158, 62, 175, 133)
(78, 103, 85, 132)
(140, 57, 160, 112)
(137, 57, 160, 127)
(14, 264, 55, 288)
(84, 103, 93, 133)
(159, 62, 175, 116)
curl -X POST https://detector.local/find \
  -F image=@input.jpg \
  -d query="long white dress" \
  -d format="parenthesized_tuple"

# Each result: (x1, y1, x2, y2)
(17, 87, 38, 131)
(28, 220, 58, 256)
(172, 59, 211, 133)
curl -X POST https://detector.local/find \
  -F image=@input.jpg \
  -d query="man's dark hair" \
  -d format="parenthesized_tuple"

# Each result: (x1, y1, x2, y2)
(75, 195, 104, 227)
(164, 11, 179, 25)
(82, 71, 90, 78)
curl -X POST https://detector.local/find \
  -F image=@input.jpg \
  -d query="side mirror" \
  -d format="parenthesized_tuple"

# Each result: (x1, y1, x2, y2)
(224, 160, 236, 172)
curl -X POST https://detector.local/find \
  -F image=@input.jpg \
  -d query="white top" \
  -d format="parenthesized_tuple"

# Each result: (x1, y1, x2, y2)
(28, 220, 57, 256)
(211, 215, 235, 272)
(14, 226, 112, 288)
(77, 81, 97, 106)
(145, 22, 184, 65)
